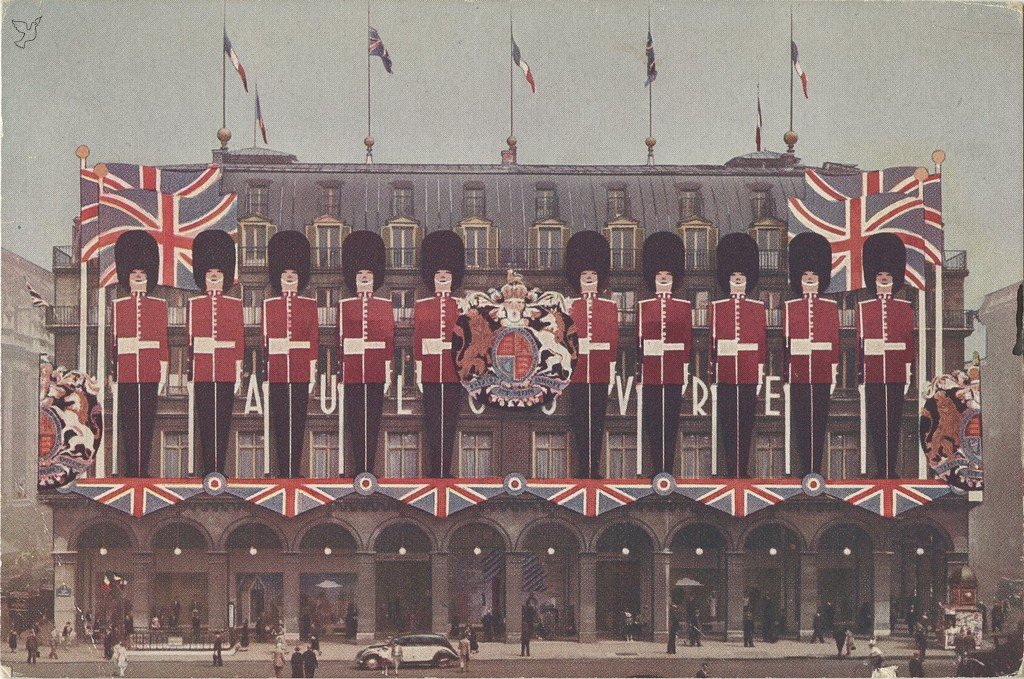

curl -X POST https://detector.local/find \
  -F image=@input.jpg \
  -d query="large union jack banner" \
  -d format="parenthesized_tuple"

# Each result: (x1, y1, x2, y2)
(376, 478, 507, 518)
(525, 479, 653, 517)
(788, 192, 927, 292)
(224, 479, 355, 518)
(63, 478, 204, 517)
(824, 479, 951, 518)
(675, 479, 804, 517)
(804, 167, 943, 265)
(93, 187, 237, 289)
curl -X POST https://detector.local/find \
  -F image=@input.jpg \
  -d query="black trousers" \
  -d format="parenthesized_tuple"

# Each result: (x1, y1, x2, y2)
(667, 624, 677, 653)
(643, 385, 683, 475)
(269, 383, 309, 478)
(791, 383, 831, 475)
(423, 382, 463, 478)
(194, 382, 234, 476)
(718, 384, 757, 478)
(567, 383, 610, 478)
(866, 383, 904, 478)
(345, 383, 384, 475)
(118, 382, 158, 477)
(743, 620, 755, 647)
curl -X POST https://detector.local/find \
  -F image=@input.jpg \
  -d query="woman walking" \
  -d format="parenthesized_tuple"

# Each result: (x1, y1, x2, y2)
(271, 645, 286, 678)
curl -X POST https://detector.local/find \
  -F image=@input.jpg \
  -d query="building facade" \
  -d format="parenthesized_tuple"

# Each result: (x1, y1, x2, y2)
(43, 147, 975, 643)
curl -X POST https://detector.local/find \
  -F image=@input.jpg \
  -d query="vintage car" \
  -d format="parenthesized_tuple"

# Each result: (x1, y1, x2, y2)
(355, 633, 459, 670)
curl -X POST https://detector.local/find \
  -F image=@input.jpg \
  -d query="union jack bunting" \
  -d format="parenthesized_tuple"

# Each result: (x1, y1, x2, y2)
(804, 167, 944, 264)
(523, 554, 547, 593)
(788, 192, 927, 292)
(482, 549, 504, 581)
(67, 478, 204, 517)
(224, 479, 354, 518)
(824, 479, 952, 518)
(675, 479, 804, 518)
(375, 478, 506, 518)
(525, 479, 652, 517)
(94, 188, 237, 289)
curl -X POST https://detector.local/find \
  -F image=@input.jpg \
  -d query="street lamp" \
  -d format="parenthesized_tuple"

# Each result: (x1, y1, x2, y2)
(398, 546, 407, 556)
(173, 546, 183, 556)
(695, 547, 704, 556)
(621, 547, 630, 556)
(249, 546, 258, 556)
(323, 547, 332, 556)
(473, 546, 482, 556)
(843, 547, 852, 557)
(547, 547, 555, 556)
(769, 547, 778, 556)
(99, 546, 108, 556)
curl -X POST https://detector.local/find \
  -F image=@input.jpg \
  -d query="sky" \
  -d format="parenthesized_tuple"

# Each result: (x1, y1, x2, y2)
(1, 0, 1021, 351)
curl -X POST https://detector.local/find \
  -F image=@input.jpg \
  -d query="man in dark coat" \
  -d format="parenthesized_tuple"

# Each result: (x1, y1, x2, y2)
(302, 644, 319, 677)
(191, 607, 202, 642)
(908, 650, 925, 677)
(832, 623, 847, 658)
(667, 604, 679, 654)
(915, 622, 928, 658)
(8, 629, 17, 651)
(290, 646, 305, 678)
(520, 602, 535, 657)
(103, 628, 114, 659)
(213, 632, 224, 666)
(26, 630, 39, 663)
(821, 601, 835, 636)
(742, 604, 755, 648)
(811, 611, 825, 643)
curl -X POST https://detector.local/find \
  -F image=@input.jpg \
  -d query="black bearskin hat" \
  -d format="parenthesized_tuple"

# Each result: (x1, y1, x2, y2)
(342, 230, 387, 293)
(716, 232, 760, 293)
(192, 229, 237, 292)
(115, 230, 160, 294)
(641, 231, 685, 292)
(564, 230, 611, 294)
(863, 232, 906, 294)
(787, 232, 832, 295)
(267, 229, 311, 294)
(420, 230, 465, 291)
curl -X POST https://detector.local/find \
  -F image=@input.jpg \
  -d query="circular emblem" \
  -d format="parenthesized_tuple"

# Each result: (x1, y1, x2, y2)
(503, 473, 527, 496)
(355, 472, 378, 496)
(203, 472, 227, 496)
(491, 327, 539, 382)
(802, 473, 826, 497)
(652, 472, 676, 496)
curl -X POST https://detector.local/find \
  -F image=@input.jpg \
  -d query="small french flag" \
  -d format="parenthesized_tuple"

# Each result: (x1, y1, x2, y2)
(512, 38, 536, 93)
(224, 31, 249, 93)
(791, 40, 808, 98)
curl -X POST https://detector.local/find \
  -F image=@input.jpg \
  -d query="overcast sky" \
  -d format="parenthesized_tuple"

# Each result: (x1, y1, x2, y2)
(2, 0, 1021, 333)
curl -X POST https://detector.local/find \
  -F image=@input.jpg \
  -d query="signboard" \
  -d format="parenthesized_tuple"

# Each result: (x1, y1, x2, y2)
(943, 609, 983, 650)
(55, 583, 72, 598)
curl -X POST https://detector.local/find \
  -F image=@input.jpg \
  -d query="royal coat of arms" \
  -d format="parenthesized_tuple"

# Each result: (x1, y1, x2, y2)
(38, 360, 103, 490)
(452, 271, 579, 408)
(919, 357, 983, 492)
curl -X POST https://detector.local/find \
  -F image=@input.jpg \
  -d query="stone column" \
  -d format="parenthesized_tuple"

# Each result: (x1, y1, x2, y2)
(873, 550, 894, 638)
(129, 551, 153, 624)
(431, 552, 450, 636)
(282, 552, 301, 636)
(207, 552, 229, 630)
(354, 552, 377, 642)
(651, 550, 672, 643)
(504, 552, 526, 643)
(799, 551, 818, 639)
(725, 551, 746, 642)
(578, 552, 599, 643)
(53, 550, 78, 630)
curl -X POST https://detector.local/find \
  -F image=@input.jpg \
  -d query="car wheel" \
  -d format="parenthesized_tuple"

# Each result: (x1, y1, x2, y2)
(433, 652, 452, 668)
(364, 655, 380, 670)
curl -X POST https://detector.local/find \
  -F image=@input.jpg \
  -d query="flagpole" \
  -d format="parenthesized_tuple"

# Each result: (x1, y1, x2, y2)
(932, 151, 946, 383)
(646, 4, 654, 166)
(76, 146, 90, 371)
(95, 165, 109, 478)
(788, 9, 794, 134)
(509, 6, 514, 141)
(365, 1, 374, 163)
(222, 0, 226, 130)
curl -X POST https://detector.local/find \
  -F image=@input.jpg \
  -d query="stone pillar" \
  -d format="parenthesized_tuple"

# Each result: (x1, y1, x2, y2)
(725, 551, 746, 641)
(282, 553, 301, 636)
(504, 552, 526, 643)
(873, 550, 894, 638)
(53, 550, 78, 630)
(578, 552, 599, 643)
(431, 552, 450, 636)
(129, 551, 153, 624)
(799, 551, 818, 639)
(651, 550, 671, 643)
(354, 552, 377, 642)
(207, 552, 229, 630)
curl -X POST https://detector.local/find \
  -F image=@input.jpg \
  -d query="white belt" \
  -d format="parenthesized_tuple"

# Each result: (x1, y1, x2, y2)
(716, 339, 757, 356)
(579, 337, 611, 354)
(193, 337, 235, 354)
(643, 339, 685, 356)
(268, 338, 311, 355)
(790, 339, 834, 355)
(343, 337, 385, 354)
(117, 338, 160, 355)
(420, 338, 452, 355)
(863, 338, 906, 356)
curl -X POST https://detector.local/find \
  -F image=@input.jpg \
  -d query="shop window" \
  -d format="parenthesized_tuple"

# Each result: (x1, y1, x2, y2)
(236, 432, 263, 478)
(753, 434, 785, 477)
(310, 432, 338, 478)
(827, 433, 860, 480)
(533, 432, 568, 478)
(385, 432, 420, 478)
(459, 432, 493, 477)
(679, 434, 713, 478)
(161, 432, 189, 477)
(606, 433, 635, 478)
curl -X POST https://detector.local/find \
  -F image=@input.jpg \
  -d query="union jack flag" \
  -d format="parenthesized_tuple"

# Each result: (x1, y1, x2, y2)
(523, 554, 547, 593)
(525, 479, 652, 517)
(788, 192, 927, 292)
(676, 479, 803, 517)
(482, 549, 504, 581)
(804, 167, 943, 265)
(369, 27, 393, 74)
(644, 29, 657, 87)
(224, 479, 354, 518)
(375, 478, 506, 518)
(102, 572, 127, 593)
(68, 478, 204, 517)
(824, 479, 952, 518)
(94, 187, 237, 289)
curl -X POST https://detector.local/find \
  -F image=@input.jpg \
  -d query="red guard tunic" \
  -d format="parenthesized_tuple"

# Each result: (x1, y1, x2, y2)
(637, 294, 693, 385)
(783, 294, 840, 384)
(111, 293, 169, 383)
(413, 293, 460, 383)
(568, 294, 620, 384)
(710, 294, 766, 384)
(262, 293, 319, 383)
(188, 292, 245, 382)
(857, 295, 915, 383)
(337, 294, 395, 384)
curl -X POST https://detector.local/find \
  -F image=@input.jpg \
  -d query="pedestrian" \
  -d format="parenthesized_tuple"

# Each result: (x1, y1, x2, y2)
(113, 640, 128, 678)
(310, 634, 320, 654)
(906, 602, 917, 636)
(271, 645, 286, 678)
(25, 629, 39, 664)
(191, 607, 202, 642)
(914, 623, 928, 659)
(213, 632, 224, 667)
(688, 607, 702, 647)
(124, 612, 134, 637)
(832, 623, 847, 658)
(822, 601, 835, 636)
(241, 619, 250, 648)
(8, 628, 17, 652)
(992, 602, 1003, 633)
(520, 616, 532, 657)
(742, 604, 755, 648)
(466, 625, 478, 653)
(62, 622, 72, 648)
(667, 604, 679, 654)
(290, 645, 305, 678)
(103, 627, 114, 659)
(867, 639, 886, 673)
(303, 644, 319, 678)
(695, 661, 710, 678)
(811, 612, 825, 643)
(844, 627, 856, 657)
(482, 609, 493, 642)
(908, 650, 925, 677)
(623, 610, 634, 641)
(457, 633, 471, 673)
(48, 628, 59, 659)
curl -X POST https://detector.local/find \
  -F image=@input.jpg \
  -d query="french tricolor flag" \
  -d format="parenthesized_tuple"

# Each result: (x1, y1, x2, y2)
(512, 38, 536, 93)
(224, 31, 249, 93)
(791, 40, 808, 98)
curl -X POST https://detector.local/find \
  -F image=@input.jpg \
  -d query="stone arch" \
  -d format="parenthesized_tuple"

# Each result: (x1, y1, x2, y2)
(371, 520, 435, 554)
(72, 521, 137, 551)
(738, 517, 808, 554)
(221, 518, 287, 551)
(442, 517, 512, 553)
(295, 519, 362, 552)
(591, 518, 659, 554)
(515, 515, 586, 553)
(809, 515, 879, 553)
(667, 518, 734, 553)
(148, 518, 214, 552)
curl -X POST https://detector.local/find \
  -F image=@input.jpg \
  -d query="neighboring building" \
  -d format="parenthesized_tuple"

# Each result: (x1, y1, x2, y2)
(972, 281, 1024, 605)
(42, 147, 974, 643)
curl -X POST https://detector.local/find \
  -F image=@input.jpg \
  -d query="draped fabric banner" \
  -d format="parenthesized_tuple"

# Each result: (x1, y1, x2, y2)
(38, 356, 102, 491)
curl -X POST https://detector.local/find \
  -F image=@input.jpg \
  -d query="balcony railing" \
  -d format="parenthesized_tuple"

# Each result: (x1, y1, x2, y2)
(683, 251, 713, 272)
(766, 308, 783, 328)
(318, 306, 336, 327)
(53, 245, 76, 269)
(618, 308, 636, 325)
(243, 306, 262, 325)
(168, 307, 186, 326)
(943, 250, 967, 271)
(693, 308, 709, 328)
(394, 308, 414, 326)
(759, 249, 786, 271)
(240, 247, 267, 268)
(840, 308, 856, 328)
(46, 306, 96, 326)
(941, 309, 974, 330)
